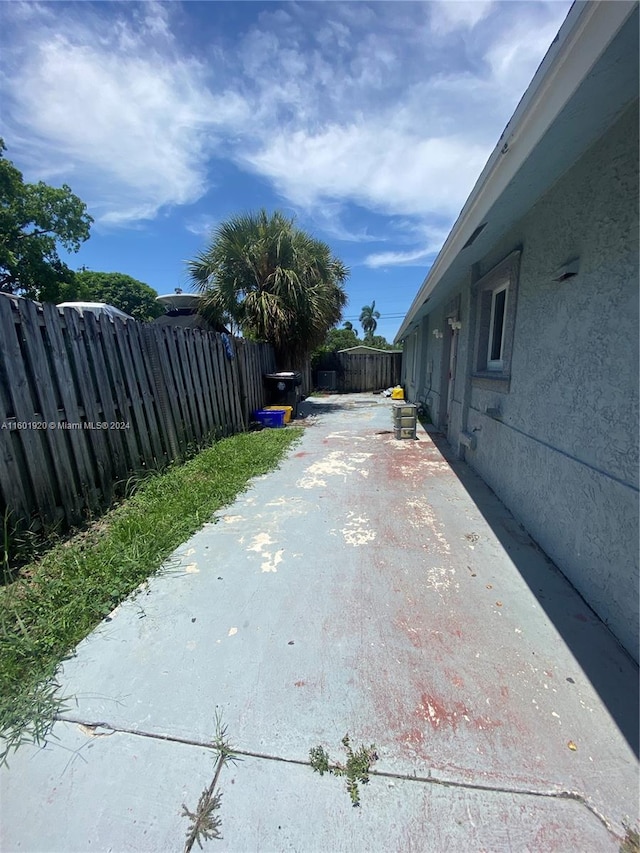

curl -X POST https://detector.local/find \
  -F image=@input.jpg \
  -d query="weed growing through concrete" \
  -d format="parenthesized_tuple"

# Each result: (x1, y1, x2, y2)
(309, 734, 378, 806)
(182, 710, 240, 851)
(182, 789, 223, 850)
(620, 823, 640, 853)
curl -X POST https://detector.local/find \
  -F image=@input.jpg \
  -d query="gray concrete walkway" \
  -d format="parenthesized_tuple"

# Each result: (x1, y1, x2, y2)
(1, 394, 638, 852)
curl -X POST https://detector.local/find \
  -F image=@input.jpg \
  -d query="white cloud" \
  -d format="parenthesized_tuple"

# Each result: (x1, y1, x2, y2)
(364, 225, 450, 268)
(306, 203, 383, 244)
(185, 215, 219, 238)
(430, 0, 495, 35)
(1, 8, 247, 224)
(364, 248, 435, 269)
(0, 0, 573, 246)
(241, 123, 491, 221)
(485, 14, 566, 100)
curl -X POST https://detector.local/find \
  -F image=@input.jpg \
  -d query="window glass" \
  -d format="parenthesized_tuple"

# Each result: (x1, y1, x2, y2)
(490, 287, 507, 362)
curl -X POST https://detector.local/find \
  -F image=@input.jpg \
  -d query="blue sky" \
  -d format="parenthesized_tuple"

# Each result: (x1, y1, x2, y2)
(0, 0, 572, 342)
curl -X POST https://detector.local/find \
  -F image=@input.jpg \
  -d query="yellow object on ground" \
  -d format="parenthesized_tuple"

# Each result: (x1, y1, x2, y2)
(263, 405, 293, 424)
(391, 387, 405, 400)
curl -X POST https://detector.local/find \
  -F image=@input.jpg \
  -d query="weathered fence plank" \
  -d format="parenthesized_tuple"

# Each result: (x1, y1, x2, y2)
(334, 351, 402, 392)
(41, 303, 100, 511)
(212, 340, 230, 432)
(83, 312, 128, 484)
(225, 338, 245, 432)
(64, 308, 114, 502)
(110, 318, 152, 471)
(0, 298, 59, 524)
(141, 324, 180, 462)
(98, 313, 140, 470)
(199, 331, 223, 437)
(162, 327, 192, 450)
(18, 299, 82, 526)
(0, 318, 31, 526)
(193, 333, 213, 436)
(130, 320, 167, 465)
(0, 300, 280, 536)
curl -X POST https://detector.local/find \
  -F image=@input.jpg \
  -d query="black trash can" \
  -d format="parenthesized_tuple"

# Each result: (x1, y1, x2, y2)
(264, 371, 303, 417)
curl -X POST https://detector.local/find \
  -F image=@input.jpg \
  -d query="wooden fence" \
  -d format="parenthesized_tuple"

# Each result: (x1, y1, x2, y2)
(316, 351, 402, 392)
(0, 296, 276, 534)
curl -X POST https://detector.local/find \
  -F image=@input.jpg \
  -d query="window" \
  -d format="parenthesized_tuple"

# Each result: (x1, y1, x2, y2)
(487, 285, 508, 370)
(472, 250, 520, 391)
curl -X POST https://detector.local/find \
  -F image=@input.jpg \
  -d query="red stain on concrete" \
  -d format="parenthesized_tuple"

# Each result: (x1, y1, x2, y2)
(501, 685, 510, 698)
(293, 451, 309, 458)
(415, 692, 502, 734)
(444, 668, 465, 688)
(400, 727, 426, 748)
(396, 617, 426, 650)
(294, 680, 306, 687)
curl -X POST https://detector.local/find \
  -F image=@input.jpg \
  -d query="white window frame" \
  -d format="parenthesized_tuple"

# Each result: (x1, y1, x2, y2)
(471, 249, 521, 393)
(487, 284, 508, 371)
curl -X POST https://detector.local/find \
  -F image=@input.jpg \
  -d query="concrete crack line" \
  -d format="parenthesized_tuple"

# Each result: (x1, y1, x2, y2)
(55, 715, 618, 840)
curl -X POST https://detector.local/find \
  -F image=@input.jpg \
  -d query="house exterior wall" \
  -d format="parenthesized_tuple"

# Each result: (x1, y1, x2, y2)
(412, 100, 639, 659)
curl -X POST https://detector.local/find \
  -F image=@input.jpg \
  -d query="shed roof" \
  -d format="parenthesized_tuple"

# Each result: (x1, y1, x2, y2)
(338, 345, 403, 354)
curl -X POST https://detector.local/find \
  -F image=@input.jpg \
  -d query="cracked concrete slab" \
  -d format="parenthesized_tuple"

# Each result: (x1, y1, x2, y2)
(1, 394, 637, 850)
(1, 720, 619, 853)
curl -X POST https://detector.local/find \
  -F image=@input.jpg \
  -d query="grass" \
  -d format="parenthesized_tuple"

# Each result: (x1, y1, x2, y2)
(0, 427, 302, 763)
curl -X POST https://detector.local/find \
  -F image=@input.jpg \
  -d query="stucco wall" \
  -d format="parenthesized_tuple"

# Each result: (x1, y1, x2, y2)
(461, 101, 639, 658)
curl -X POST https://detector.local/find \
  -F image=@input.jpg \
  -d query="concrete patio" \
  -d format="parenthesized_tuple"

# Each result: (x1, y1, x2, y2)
(1, 394, 638, 852)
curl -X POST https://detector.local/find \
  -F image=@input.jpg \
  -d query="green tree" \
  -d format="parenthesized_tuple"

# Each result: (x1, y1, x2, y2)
(311, 326, 359, 370)
(365, 334, 397, 350)
(324, 326, 360, 351)
(0, 139, 93, 301)
(74, 270, 164, 322)
(359, 300, 380, 340)
(187, 210, 349, 366)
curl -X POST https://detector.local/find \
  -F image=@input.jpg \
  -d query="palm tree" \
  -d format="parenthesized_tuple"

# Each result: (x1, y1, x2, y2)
(343, 320, 353, 331)
(359, 300, 381, 340)
(187, 210, 349, 367)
